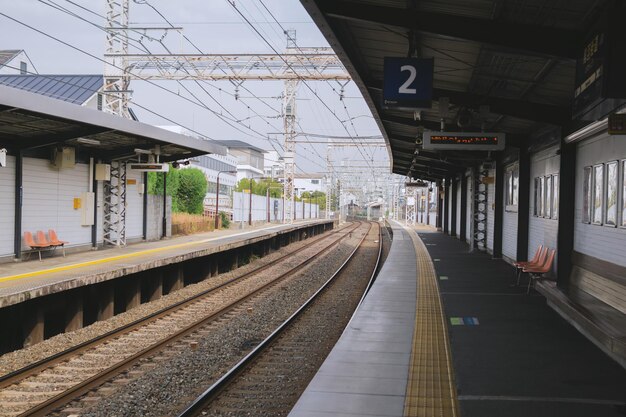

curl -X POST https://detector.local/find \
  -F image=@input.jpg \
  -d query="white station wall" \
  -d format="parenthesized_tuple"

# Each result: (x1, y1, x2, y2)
(575, 132, 626, 267)
(0, 155, 16, 257)
(125, 168, 144, 240)
(22, 157, 91, 250)
(528, 146, 560, 265)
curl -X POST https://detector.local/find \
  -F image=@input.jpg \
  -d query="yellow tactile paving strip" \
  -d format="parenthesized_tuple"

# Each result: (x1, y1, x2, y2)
(404, 227, 460, 417)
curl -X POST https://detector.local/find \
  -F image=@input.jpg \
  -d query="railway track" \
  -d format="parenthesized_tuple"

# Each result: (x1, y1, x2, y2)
(0, 222, 362, 417)
(178, 221, 382, 417)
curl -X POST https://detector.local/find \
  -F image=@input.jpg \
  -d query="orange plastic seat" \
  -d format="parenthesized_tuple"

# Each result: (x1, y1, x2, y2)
(513, 245, 548, 287)
(48, 229, 68, 256)
(24, 231, 50, 261)
(523, 249, 556, 294)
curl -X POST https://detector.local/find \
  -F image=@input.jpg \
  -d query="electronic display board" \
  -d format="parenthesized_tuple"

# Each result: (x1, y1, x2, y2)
(129, 163, 169, 172)
(423, 132, 505, 151)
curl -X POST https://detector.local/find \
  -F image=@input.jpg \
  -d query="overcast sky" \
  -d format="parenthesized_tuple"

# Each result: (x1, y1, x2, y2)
(0, 0, 390, 177)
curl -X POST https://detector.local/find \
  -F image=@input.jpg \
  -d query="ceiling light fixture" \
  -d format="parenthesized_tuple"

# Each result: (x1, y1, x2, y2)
(76, 138, 101, 145)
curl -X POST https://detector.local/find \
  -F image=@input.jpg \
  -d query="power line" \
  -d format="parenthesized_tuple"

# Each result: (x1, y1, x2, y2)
(228, 0, 375, 171)
(0, 9, 280, 146)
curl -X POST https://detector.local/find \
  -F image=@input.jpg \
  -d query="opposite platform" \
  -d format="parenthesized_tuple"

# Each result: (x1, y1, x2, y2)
(0, 219, 332, 308)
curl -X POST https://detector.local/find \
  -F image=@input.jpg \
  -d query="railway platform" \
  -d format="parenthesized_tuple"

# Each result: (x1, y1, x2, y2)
(0, 219, 333, 351)
(289, 222, 626, 417)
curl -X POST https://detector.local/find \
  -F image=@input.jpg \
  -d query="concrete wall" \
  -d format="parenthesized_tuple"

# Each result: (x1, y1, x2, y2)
(575, 132, 626, 267)
(528, 146, 560, 270)
(232, 191, 319, 223)
(0, 155, 16, 257)
(486, 168, 496, 251)
(146, 194, 171, 241)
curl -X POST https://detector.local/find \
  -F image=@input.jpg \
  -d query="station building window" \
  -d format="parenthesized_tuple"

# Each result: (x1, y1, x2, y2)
(592, 164, 604, 225)
(552, 174, 559, 220)
(533, 174, 559, 220)
(583, 166, 592, 223)
(606, 161, 618, 227)
(505, 165, 519, 212)
(533, 177, 541, 216)
(622, 160, 626, 227)
(545, 175, 553, 218)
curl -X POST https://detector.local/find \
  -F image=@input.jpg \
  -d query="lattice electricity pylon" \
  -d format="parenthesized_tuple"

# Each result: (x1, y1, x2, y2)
(103, 0, 131, 118)
(105, 4, 352, 222)
(283, 77, 298, 223)
(405, 188, 417, 226)
(116, 51, 350, 81)
(103, 160, 127, 246)
(473, 164, 490, 251)
(393, 184, 399, 220)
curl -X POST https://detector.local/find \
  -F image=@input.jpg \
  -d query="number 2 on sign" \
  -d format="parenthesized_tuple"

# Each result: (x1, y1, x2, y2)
(399, 65, 417, 94)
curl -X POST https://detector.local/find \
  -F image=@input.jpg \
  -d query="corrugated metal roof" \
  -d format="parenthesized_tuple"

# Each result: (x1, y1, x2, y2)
(301, 0, 601, 179)
(0, 74, 103, 105)
(0, 50, 21, 67)
(0, 84, 226, 159)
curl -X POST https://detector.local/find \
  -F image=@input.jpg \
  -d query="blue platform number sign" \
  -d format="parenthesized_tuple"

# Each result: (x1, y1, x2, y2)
(383, 57, 433, 110)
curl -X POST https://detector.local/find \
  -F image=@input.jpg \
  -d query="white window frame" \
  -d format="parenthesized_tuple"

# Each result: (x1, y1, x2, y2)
(592, 164, 604, 225)
(533, 177, 540, 217)
(582, 166, 592, 224)
(552, 174, 559, 220)
(605, 160, 618, 227)
(622, 160, 626, 228)
(505, 164, 519, 212)
(545, 175, 552, 219)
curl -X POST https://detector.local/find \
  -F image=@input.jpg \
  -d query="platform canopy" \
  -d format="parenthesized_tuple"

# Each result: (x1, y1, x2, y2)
(0, 84, 226, 161)
(300, 0, 599, 181)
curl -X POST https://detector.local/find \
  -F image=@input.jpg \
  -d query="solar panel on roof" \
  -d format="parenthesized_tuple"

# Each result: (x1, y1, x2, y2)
(0, 74, 103, 105)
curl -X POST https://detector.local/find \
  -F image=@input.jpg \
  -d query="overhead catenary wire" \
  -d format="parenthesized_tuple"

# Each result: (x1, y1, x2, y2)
(255, 0, 380, 167)
(117, 0, 351, 176)
(0, 9, 282, 147)
(130, 0, 294, 159)
(53, 0, 285, 141)
(226, 0, 376, 172)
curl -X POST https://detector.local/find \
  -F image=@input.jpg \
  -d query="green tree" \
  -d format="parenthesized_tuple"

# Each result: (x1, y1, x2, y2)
(235, 178, 283, 197)
(148, 167, 180, 212)
(301, 191, 327, 210)
(176, 168, 208, 214)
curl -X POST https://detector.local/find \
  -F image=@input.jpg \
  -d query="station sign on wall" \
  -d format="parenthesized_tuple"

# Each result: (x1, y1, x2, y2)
(423, 132, 505, 151)
(383, 57, 433, 110)
(573, 3, 626, 120)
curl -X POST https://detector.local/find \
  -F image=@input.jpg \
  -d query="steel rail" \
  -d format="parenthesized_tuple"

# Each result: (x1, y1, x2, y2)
(0, 223, 353, 389)
(177, 221, 381, 417)
(3, 224, 360, 417)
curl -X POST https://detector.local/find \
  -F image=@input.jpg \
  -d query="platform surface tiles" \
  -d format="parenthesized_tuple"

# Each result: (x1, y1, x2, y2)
(289, 222, 626, 417)
(289, 221, 460, 417)
(0, 220, 329, 308)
